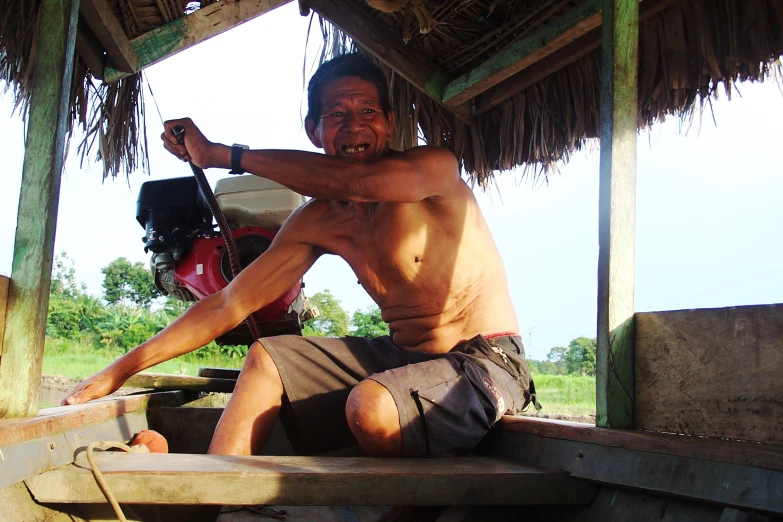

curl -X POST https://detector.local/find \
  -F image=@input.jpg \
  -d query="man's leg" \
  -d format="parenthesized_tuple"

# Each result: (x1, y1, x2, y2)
(209, 340, 285, 455)
(345, 379, 403, 457)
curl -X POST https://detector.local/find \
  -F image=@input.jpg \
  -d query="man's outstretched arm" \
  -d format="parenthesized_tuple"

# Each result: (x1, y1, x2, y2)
(161, 118, 462, 203)
(62, 236, 320, 405)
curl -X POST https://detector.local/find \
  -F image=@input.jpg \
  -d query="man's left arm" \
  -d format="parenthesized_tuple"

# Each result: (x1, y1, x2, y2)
(239, 146, 461, 203)
(161, 118, 460, 203)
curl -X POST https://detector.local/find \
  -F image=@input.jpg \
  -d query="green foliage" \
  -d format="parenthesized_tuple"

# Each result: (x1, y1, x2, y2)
(352, 306, 390, 338)
(542, 336, 597, 376)
(302, 290, 350, 337)
(101, 257, 161, 307)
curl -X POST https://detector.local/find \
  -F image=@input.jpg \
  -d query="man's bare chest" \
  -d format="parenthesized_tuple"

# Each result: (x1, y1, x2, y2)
(311, 202, 435, 288)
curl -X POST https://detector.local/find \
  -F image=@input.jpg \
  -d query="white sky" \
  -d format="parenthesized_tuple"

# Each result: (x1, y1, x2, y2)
(1, 3, 781, 360)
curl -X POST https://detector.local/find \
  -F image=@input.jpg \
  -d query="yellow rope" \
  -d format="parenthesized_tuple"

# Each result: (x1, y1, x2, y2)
(86, 441, 149, 522)
(365, 0, 436, 39)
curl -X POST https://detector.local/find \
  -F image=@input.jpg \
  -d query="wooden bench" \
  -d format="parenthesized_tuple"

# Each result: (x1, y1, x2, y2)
(25, 453, 596, 506)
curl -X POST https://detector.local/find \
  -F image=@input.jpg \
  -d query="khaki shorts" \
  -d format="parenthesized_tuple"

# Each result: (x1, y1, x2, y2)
(260, 334, 533, 457)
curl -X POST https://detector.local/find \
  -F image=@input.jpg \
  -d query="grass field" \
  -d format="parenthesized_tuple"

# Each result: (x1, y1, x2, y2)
(43, 338, 244, 380)
(43, 338, 596, 419)
(529, 373, 596, 418)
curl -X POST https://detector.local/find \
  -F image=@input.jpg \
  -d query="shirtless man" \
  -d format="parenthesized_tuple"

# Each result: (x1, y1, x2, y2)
(64, 54, 534, 459)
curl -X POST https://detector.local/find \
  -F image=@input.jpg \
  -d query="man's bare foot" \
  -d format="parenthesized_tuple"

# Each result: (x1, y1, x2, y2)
(129, 430, 169, 453)
(378, 506, 444, 522)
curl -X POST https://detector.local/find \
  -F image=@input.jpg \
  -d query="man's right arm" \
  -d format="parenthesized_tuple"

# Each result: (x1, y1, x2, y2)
(62, 231, 321, 405)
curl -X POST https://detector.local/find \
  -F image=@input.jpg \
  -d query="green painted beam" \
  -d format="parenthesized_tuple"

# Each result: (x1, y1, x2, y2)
(306, 0, 471, 123)
(0, 0, 80, 418)
(595, 0, 638, 429)
(104, 0, 291, 83)
(442, 0, 603, 106)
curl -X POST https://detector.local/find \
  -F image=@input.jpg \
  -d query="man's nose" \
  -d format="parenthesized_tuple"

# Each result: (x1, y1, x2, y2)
(341, 111, 363, 131)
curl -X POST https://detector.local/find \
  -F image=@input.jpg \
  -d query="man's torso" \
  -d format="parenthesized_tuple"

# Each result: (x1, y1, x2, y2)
(282, 169, 518, 353)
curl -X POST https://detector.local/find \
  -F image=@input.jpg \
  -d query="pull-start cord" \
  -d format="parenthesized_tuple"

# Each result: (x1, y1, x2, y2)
(172, 125, 261, 341)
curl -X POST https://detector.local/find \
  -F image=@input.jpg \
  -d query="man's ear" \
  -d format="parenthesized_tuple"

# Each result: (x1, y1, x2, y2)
(305, 118, 323, 149)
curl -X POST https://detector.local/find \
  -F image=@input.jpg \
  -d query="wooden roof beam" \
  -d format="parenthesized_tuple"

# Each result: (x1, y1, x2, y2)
(104, 0, 292, 83)
(442, 0, 606, 107)
(306, 0, 471, 123)
(80, 0, 138, 73)
(472, 0, 682, 115)
(75, 18, 105, 80)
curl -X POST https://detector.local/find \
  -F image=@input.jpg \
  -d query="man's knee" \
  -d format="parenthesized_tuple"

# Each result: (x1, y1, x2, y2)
(243, 340, 283, 394)
(345, 380, 401, 455)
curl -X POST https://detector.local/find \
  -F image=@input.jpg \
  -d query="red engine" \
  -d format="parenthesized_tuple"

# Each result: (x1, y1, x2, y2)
(136, 176, 311, 345)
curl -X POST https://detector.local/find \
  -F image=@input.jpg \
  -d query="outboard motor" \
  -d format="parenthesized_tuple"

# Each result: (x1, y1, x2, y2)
(136, 175, 315, 344)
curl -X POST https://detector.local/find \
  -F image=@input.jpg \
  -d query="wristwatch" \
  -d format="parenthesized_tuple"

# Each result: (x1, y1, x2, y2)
(229, 143, 249, 174)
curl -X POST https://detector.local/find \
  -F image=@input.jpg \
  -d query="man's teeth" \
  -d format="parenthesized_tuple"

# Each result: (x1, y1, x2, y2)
(344, 145, 368, 154)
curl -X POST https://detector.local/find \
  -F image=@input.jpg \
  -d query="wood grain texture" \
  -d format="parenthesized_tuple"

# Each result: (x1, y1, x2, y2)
(0, 0, 80, 419)
(75, 19, 105, 79)
(79, 0, 138, 72)
(0, 411, 148, 489)
(499, 416, 783, 471)
(635, 304, 783, 444)
(442, 0, 602, 106)
(26, 454, 595, 506)
(0, 391, 185, 446)
(104, 0, 291, 82)
(595, 0, 638, 429)
(485, 428, 783, 515)
(0, 276, 8, 356)
(124, 372, 236, 392)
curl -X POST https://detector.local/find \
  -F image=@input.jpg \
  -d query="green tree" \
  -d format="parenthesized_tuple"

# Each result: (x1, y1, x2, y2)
(101, 257, 161, 307)
(302, 290, 350, 337)
(564, 336, 596, 376)
(50, 252, 85, 298)
(352, 306, 390, 338)
(546, 346, 568, 374)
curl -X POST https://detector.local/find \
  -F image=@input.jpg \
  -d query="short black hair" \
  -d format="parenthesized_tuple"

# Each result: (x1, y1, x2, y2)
(306, 53, 391, 122)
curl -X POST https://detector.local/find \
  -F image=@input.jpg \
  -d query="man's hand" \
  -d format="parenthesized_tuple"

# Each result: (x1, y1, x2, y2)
(61, 368, 126, 406)
(161, 118, 230, 169)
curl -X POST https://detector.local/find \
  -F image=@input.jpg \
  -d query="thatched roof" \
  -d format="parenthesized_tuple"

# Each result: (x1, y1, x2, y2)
(1, 0, 782, 184)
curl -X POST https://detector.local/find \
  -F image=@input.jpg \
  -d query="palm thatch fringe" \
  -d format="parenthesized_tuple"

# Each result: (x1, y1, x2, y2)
(320, 0, 783, 187)
(2, 0, 782, 182)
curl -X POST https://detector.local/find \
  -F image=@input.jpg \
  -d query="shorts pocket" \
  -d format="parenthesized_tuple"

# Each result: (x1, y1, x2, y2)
(411, 374, 491, 457)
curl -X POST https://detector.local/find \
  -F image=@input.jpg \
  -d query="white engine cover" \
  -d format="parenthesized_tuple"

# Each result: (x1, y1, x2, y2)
(214, 175, 306, 229)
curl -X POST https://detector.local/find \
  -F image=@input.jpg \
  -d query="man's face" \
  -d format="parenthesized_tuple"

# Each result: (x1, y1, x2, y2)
(306, 76, 395, 161)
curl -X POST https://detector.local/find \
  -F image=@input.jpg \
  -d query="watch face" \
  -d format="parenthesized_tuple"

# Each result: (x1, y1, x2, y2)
(232, 143, 249, 150)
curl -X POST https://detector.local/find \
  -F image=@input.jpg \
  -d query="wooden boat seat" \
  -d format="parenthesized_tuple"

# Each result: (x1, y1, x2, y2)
(25, 453, 596, 506)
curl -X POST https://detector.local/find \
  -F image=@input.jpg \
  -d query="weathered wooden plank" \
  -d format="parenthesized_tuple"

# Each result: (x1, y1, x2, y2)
(103, 0, 292, 83)
(0, 276, 8, 355)
(0, 0, 80, 419)
(124, 372, 236, 392)
(0, 482, 89, 522)
(0, 391, 185, 446)
(484, 429, 783, 515)
(595, 0, 638, 429)
(75, 19, 106, 80)
(442, 0, 603, 107)
(499, 416, 783, 471)
(26, 454, 595, 506)
(635, 304, 783, 445)
(305, 0, 471, 123)
(198, 367, 240, 379)
(79, 0, 138, 72)
(0, 411, 148, 489)
(471, 0, 680, 114)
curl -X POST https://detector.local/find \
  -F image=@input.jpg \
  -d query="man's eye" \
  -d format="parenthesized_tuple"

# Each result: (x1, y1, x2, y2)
(362, 108, 377, 114)
(328, 111, 343, 118)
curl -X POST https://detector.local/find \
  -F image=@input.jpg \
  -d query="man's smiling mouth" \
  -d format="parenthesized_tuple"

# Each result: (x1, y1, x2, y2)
(342, 144, 370, 154)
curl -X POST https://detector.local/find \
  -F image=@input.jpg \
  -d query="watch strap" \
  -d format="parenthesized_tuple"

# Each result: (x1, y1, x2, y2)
(229, 144, 249, 174)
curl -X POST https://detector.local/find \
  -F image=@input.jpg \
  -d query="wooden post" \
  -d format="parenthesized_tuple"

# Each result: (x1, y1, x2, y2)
(0, 0, 80, 418)
(595, 0, 638, 429)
